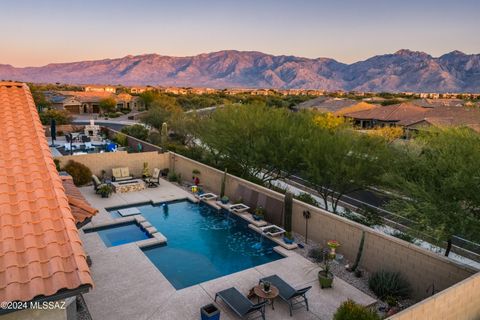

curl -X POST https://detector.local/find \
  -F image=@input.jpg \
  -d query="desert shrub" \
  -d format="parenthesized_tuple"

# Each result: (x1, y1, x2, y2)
(63, 160, 92, 186)
(390, 230, 417, 244)
(53, 159, 61, 172)
(369, 270, 411, 299)
(114, 133, 128, 146)
(167, 171, 182, 182)
(333, 300, 380, 320)
(121, 124, 149, 141)
(39, 109, 72, 125)
(341, 207, 383, 227)
(308, 247, 325, 263)
(295, 192, 318, 206)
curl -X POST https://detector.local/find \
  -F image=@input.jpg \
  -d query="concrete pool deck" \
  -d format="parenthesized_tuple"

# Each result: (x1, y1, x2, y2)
(79, 179, 376, 320)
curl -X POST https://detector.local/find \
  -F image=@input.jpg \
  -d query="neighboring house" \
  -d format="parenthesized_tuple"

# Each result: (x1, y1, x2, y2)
(0, 82, 95, 320)
(84, 85, 116, 93)
(295, 97, 358, 112)
(130, 86, 153, 94)
(343, 102, 428, 128)
(46, 91, 143, 114)
(343, 102, 480, 133)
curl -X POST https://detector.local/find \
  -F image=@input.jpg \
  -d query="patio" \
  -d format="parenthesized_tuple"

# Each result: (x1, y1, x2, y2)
(79, 178, 376, 320)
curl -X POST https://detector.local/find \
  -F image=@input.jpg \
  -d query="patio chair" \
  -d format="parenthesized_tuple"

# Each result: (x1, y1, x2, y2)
(112, 167, 133, 181)
(215, 287, 267, 320)
(92, 175, 106, 194)
(145, 168, 160, 187)
(81, 135, 91, 143)
(259, 275, 311, 316)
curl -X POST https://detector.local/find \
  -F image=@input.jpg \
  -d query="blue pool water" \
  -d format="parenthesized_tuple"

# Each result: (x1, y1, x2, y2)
(109, 200, 284, 289)
(86, 222, 151, 247)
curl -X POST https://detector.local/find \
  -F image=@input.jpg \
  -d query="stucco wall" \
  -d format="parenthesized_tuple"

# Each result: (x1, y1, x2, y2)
(55, 151, 169, 178)
(170, 152, 477, 300)
(387, 272, 480, 320)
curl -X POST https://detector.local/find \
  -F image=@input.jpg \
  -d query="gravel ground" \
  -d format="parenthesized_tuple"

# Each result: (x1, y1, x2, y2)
(292, 233, 416, 316)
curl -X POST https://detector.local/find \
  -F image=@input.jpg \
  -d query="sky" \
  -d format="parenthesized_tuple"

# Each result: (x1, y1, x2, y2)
(1, 0, 478, 67)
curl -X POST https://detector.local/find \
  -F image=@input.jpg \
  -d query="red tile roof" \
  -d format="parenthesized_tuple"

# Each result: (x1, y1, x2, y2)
(61, 176, 98, 227)
(0, 82, 93, 303)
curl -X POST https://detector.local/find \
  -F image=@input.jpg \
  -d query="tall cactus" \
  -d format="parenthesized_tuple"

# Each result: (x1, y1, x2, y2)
(160, 122, 168, 147)
(350, 231, 365, 272)
(220, 168, 227, 197)
(284, 192, 293, 233)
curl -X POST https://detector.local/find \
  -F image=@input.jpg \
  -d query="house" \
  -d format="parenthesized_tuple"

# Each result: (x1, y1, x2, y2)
(343, 102, 428, 128)
(47, 91, 143, 114)
(83, 85, 116, 93)
(0, 82, 94, 319)
(129, 86, 153, 94)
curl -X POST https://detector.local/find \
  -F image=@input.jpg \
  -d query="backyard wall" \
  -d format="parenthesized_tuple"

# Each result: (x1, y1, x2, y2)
(387, 272, 480, 320)
(170, 153, 477, 300)
(55, 151, 169, 178)
(105, 127, 164, 153)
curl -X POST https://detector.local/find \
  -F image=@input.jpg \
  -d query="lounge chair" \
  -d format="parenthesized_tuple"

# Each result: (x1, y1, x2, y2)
(112, 167, 133, 181)
(259, 275, 311, 316)
(92, 175, 106, 194)
(215, 287, 267, 320)
(145, 168, 160, 187)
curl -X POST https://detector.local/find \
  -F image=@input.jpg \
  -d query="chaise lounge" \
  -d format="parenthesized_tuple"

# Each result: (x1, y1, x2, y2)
(112, 167, 133, 181)
(215, 287, 267, 320)
(259, 275, 311, 316)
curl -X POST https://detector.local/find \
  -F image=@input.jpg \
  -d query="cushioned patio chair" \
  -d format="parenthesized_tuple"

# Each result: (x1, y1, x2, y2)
(259, 275, 311, 316)
(145, 168, 160, 188)
(215, 287, 267, 320)
(92, 175, 106, 194)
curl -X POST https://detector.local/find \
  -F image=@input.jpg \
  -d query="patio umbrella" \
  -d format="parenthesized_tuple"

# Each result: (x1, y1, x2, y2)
(50, 119, 57, 146)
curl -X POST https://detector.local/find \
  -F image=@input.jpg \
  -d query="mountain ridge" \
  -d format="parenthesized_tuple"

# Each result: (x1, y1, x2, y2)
(1, 49, 479, 92)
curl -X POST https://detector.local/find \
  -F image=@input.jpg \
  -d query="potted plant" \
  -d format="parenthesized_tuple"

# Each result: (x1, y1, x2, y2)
(317, 248, 334, 289)
(98, 184, 113, 198)
(220, 196, 229, 204)
(262, 281, 271, 293)
(283, 231, 294, 244)
(142, 162, 150, 179)
(327, 240, 340, 258)
(192, 169, 201, 180)
(200, 303, 220, 320)
(253, 206, 266, 221)
(385, 296, 400, 316)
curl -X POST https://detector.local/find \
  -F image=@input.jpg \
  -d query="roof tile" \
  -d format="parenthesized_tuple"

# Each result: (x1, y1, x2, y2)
(0, 82, 93, 303)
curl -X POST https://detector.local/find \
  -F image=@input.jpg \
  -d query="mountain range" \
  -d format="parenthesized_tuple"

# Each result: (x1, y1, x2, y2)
(1, 49, 479, 92)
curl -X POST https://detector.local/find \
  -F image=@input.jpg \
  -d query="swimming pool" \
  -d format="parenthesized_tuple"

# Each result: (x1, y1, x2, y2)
(85, 222, 152, 247)
(108, 200, 284, 289)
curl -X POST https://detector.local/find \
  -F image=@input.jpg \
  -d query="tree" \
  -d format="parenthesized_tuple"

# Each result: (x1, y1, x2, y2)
(140, 95, 182, 130)
(99, 97, 117, 113)
(313, 112, 349, 131)
(121, 124, 149, 141)
(195, 104, 311, 185)
(39, 109, 72, 125)
(303, 129, 390, 213)
(385, 127, 480, 256)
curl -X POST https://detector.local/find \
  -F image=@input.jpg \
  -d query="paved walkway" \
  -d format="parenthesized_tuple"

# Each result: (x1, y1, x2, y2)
(79, 179, 376, 320)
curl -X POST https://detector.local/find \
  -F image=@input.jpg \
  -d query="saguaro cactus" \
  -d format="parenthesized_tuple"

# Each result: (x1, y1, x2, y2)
(220, 168, 227, 197)
(284, 192, 293, 233)
(160, 122, 168, 147)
